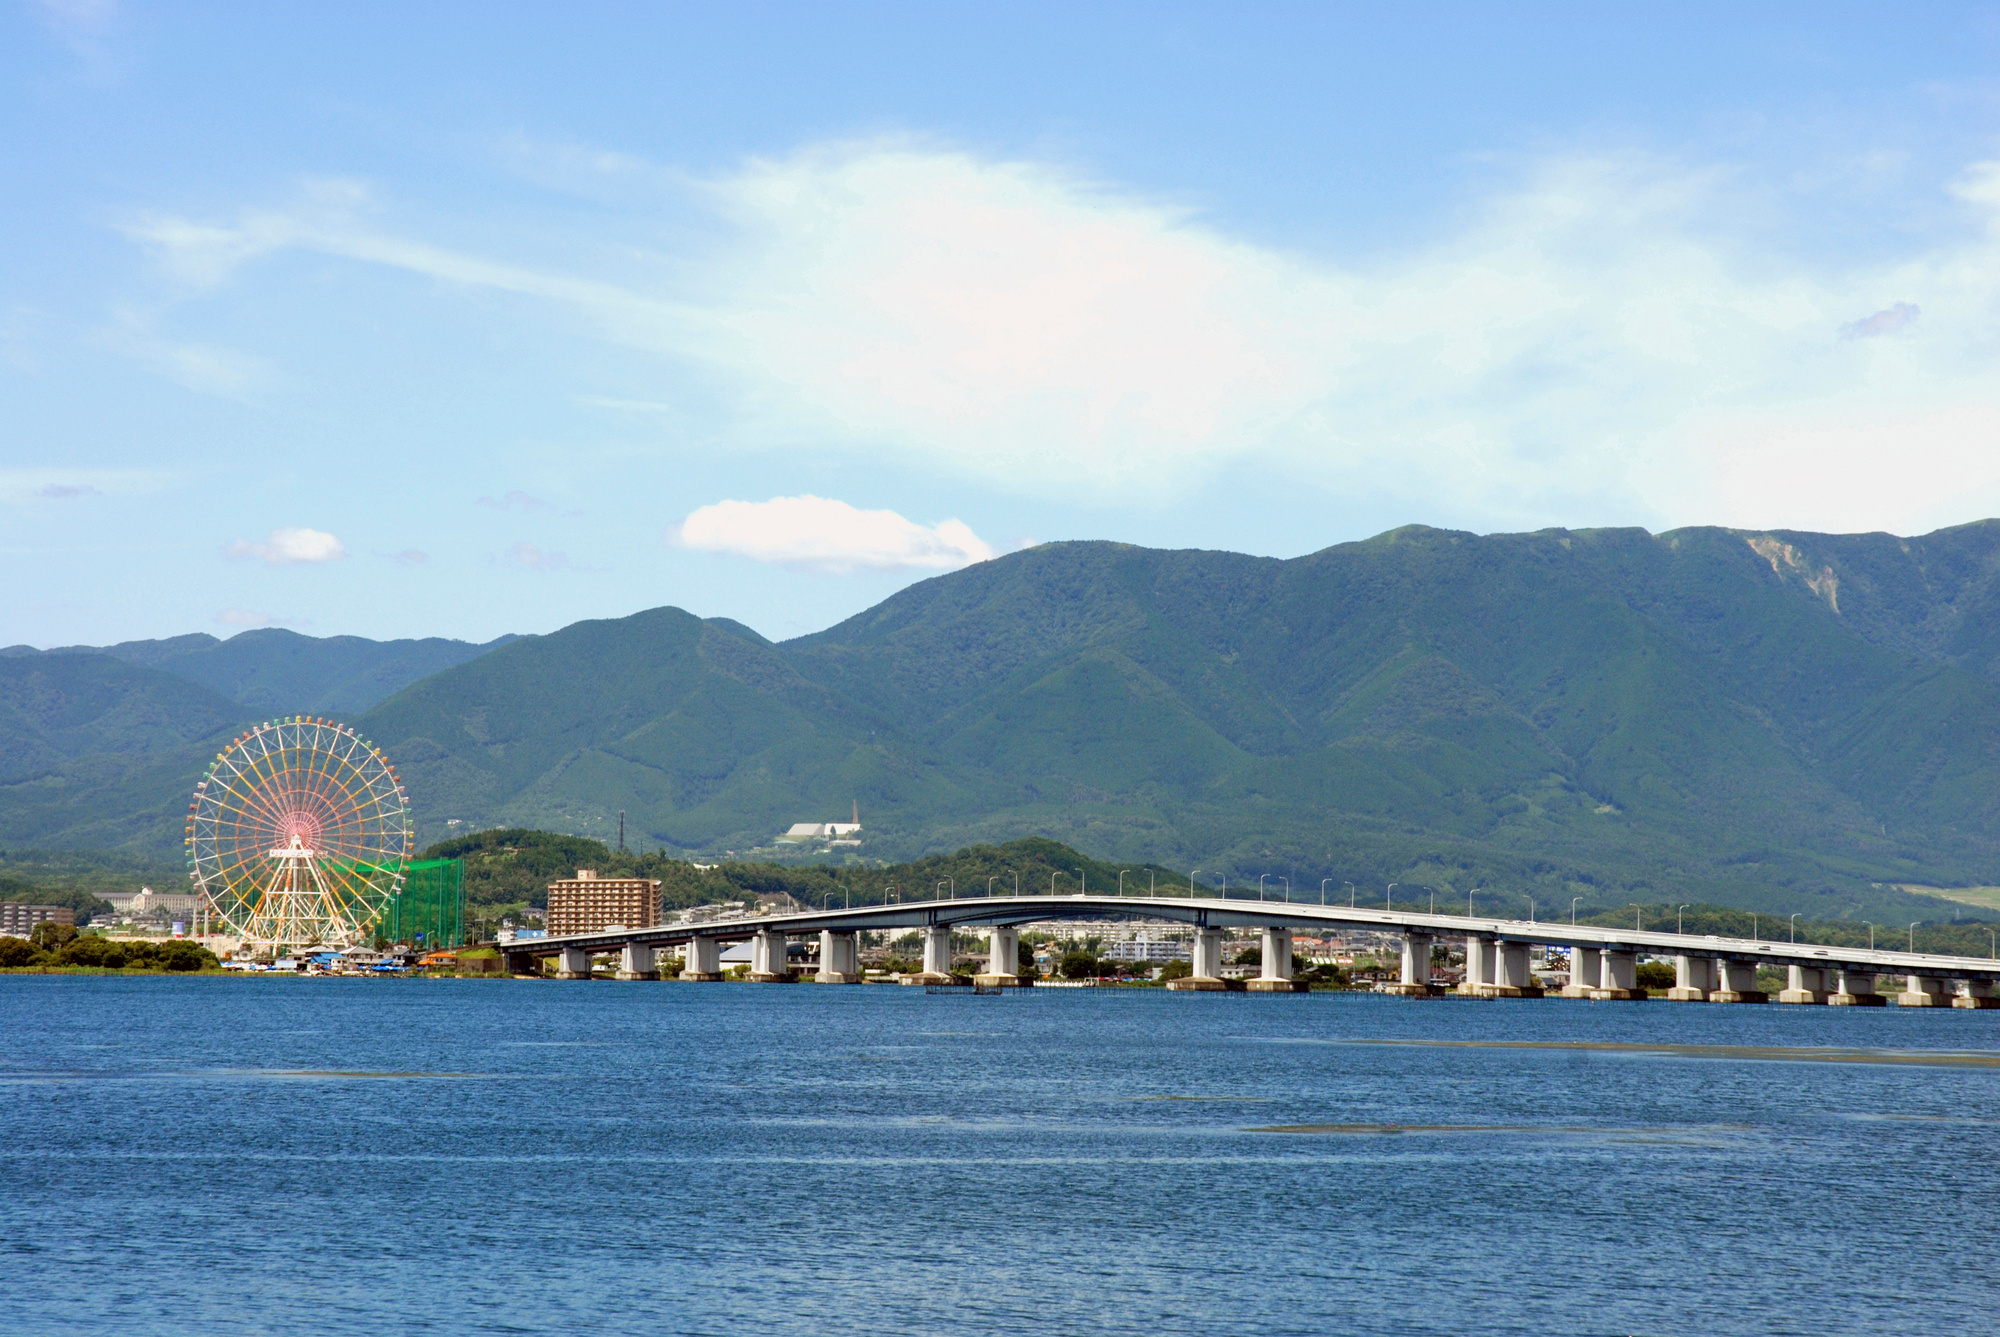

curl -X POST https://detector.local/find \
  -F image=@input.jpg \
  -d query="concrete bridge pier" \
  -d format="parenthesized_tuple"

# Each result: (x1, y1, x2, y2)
(1378, 931, 1431, 996)
(816, 930, 862, 984)
(1592, 948, 1644, 1000)
(1459, 936, 1496, 997)
(616, 942, 658, 980)
(1668, 954, 1714, 1001)
(1562, 946, 1601, 999)
(1827, 969, 1883, 1005)
(1898, 974, 1949, 1007)
(681, 936, 722, 982)
(1493, 940, 1544, 998)
(1778, 964, 1828, 1004)
(1168, 927, 1227, 991)
(555, 946, 593, 980)
(975, 926, 1019, 986)
(1953, 977, 1999, 1009)
(1711, 958, 1767, 1003)
(1249, 927, 1300, 992)
(748, 928, 790, 983)
(900, 925, 953, 984)
(502, 950, 539, 976)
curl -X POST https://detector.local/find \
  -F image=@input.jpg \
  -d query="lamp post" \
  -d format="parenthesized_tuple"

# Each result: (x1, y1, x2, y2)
(1429, 890, 1435, 915)
(1572, 896, 1582, 925)
(1910, 921, 1920, 953)
(1321, 879, 1332, 905)
(1988, 928, 1995, 961)
(1676, 903, 1689, 934)
(1013, 871, 1020, 896)
(1470, 887, 1480, 917)
(1528, 897, 1535, 924)
(1387, 883, 1397, 910)
(1631, 903, 1643, 932)
(1259, 874, 1270, 902)
(1119, 870, 1131, 898)
(1050, 872, 1063, 896)
(936, 881, 949, 902)
(1189, 870, 1199, 898)
(1789, 913, 1801, 944)
(1279, 876, 1291, 903)
(988, 877, 999, 898)
(1865, 921, 1874, 949)
(1345, 881, 1355, 908)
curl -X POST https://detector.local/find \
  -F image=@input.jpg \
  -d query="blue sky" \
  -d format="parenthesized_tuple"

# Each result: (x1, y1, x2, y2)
(9, 2, 2000, 647)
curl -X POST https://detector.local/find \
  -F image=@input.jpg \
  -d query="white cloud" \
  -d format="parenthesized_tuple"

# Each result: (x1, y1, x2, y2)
(678, 495, 994, 572)
(121, 145, 2000, 534)
(225, 527, 346, 566)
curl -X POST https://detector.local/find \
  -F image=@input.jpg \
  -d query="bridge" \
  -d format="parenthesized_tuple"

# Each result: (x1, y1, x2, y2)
(494, 890, 2000, 1007)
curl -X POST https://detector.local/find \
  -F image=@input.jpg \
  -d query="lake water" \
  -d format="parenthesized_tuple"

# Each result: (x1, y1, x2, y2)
(4, 976, 1997, 1335)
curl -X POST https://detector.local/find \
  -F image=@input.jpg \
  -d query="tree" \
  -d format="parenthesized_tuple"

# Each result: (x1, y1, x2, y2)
(1634, 962, 1676, 991)
(1059, 950, 1097, 979)
(156, 941, 217, 972)
(0, 936, 42, 968)
(30, 921, 77, 950)
(56, 936, 127, 969)
(1159, 959, 1192, 981)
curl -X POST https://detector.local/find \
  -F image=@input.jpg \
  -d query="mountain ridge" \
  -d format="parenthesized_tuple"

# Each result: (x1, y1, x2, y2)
(9, 521, 2000, 922)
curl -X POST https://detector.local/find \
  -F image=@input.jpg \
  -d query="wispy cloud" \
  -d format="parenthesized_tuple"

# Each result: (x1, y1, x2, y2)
(120, 144, 2000, 534)
(225, 527, 346, 566)
(100, 307, 267, 398)
(390, 549, 428, 565)
(214, 608, 295, 628)
(1840, 302, 1920, 339)
(508, 541, 595, 572)
(29, 0, 122, 72)
(0, 468, 164, 505)
(678, 495, 994, 573)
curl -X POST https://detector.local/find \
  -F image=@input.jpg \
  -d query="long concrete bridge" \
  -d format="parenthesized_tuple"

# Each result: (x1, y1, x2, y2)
(494, 891, 2000, 1007)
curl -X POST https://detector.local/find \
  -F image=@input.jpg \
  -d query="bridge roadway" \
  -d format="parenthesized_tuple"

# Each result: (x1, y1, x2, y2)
(497, 892, 2000, 1006)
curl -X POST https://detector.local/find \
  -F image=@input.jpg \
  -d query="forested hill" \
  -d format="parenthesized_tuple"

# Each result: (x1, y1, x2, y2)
(11, 521, 2000, 922)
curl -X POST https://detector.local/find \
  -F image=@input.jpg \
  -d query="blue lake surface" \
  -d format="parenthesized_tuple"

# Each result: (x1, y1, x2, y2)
(4, 976, 1997, 1335)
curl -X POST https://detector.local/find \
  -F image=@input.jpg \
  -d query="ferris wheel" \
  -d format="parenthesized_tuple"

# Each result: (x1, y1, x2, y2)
(186, 717, 412, 952)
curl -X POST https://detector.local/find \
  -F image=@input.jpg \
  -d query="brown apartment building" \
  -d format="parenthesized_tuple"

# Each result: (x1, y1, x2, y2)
(545, 869, 661, 935)
(0, 904, 76, 936)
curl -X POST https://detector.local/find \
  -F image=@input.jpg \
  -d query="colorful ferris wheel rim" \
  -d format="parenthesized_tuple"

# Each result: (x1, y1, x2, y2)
(185, 717, 412, 950)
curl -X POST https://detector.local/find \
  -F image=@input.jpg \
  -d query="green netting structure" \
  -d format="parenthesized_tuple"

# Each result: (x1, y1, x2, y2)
(378, 857, 465, 948)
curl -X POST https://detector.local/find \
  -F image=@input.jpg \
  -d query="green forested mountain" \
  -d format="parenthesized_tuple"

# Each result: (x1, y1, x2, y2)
(10, 522, 2000, 921)
(3, 627, 513, 714)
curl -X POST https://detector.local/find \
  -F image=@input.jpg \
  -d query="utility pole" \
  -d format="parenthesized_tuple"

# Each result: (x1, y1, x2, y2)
(618, 811, 625, 852)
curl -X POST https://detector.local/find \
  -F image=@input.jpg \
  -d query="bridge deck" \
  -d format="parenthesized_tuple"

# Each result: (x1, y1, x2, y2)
(495, 893, 2000, 980)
